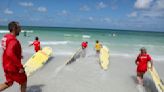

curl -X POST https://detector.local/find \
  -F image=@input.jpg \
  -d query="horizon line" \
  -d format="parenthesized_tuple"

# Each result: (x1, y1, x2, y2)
(0, 25, 163, 33)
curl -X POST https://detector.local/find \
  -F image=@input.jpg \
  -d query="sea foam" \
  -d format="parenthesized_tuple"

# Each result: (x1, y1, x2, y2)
(28, 41, 69, 45)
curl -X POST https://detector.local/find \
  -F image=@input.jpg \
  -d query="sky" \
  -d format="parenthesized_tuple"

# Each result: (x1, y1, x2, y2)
(0, 0, 164, 32)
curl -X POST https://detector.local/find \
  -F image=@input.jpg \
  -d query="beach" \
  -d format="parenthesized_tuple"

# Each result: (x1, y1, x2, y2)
(0, 47, 164, 92)
(0, 27, 164, 92)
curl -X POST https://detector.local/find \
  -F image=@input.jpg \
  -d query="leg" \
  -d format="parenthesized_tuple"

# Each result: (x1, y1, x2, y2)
(20, 81, 27, 92)
(96, 50, 100, 56)
(137, 72, 144, 85)
(0, 72, 14, 91)
(13, 72, 27, 92)
(0, 82, 12, 91)
(0, 83, 9, 91)
(83, 49, 86, 57)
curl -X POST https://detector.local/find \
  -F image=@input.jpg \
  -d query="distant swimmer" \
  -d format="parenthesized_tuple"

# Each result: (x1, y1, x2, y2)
(95, 40, 102, 55)
(0, 21, 27, 92)
(112, 33, 116, 37)
(29, 37, 41, 52)
(24, 31, 27, 37)
(81, 41, 88, 57)
(135, 47, 153, 85)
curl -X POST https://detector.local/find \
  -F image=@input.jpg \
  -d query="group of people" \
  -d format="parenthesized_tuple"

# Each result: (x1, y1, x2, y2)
(81, 40, 102, 56)
(0, 21, 153, 92)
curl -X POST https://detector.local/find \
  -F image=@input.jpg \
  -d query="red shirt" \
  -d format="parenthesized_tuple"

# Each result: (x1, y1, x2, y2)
(1, 34, 23, 72)
(136, 53, 151, 72)
(81, 42, 88, 48)
(33, 40, 40, 52)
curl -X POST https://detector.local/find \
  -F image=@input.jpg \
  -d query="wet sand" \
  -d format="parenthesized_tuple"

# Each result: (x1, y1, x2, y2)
(0, 47, 164, 92)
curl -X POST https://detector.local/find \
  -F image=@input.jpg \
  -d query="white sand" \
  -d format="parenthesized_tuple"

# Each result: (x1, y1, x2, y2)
(0, 48, 164, 92)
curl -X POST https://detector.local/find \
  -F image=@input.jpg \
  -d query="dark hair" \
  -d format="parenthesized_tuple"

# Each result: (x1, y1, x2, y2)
(8, 21, 19, 32)
(96, 40, 99, 43)
(86, 41, 88, 44)
(35, 37, 39, 40)
(140, 47, 147, 52)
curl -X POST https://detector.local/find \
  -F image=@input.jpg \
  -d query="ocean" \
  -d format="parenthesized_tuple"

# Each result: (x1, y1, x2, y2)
(0, 26, 164, 62)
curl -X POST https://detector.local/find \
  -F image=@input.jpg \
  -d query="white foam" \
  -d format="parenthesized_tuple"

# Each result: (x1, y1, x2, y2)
(28, 41, 69, 45)
(0, 30, 33, 34)
(22, 30, 34, 33)
(136, 44, 155, 48)
(110, 53, 135, 58)
(152, 56, 164, 62)
(64, 34, 72, 37)
(111, 53, 164, 62)
(82, 35, 91, 39)
(0, 30, 9, 33)
(112, 33, 116, 37)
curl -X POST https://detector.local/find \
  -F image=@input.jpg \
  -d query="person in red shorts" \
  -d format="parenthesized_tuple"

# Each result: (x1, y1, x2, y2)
(0, 21, 27, 92)
(135, 47, 153, 85)
(29, 37, 41, 52)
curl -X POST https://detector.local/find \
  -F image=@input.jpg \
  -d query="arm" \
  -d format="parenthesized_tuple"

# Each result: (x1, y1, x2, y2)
(40, 46, 42, 50)
(135, 55, 139, 65)
(148, 55, 153, 69)
(29, 43, 33, 47)
(29, 41, 34, 47)
(6, 40, 24, 71)
(135, 59, 138, 65)
(149, 60, 153, 69)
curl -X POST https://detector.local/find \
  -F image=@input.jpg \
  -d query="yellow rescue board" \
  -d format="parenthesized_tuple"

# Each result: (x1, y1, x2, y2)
(99, 46, 109, 70)
(24, 47, 52, 77)
(148, 63, 164, 92)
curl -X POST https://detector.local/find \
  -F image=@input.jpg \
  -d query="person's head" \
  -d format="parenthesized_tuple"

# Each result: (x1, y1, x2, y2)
(35, 37, 39, 40)
(140, 47, 147, 54)
(8, 21, 21, 36)
(86, 41, 88, 44)
(96, 40, 99, 43)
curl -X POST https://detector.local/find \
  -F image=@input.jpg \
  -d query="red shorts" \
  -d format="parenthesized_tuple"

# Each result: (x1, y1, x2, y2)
(137, 66, 147, 73)
(35, 49, 39, 52)
(96, 50, 100, 53)
(5, 71, 27, 86)
(35, 47, 40, 52)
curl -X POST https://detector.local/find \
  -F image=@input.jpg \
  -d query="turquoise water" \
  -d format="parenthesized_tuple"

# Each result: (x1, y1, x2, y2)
(0, 27, 164, 62)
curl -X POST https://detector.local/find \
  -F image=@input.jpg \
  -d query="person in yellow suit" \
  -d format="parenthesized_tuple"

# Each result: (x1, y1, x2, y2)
(95, 40, 102, 55)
